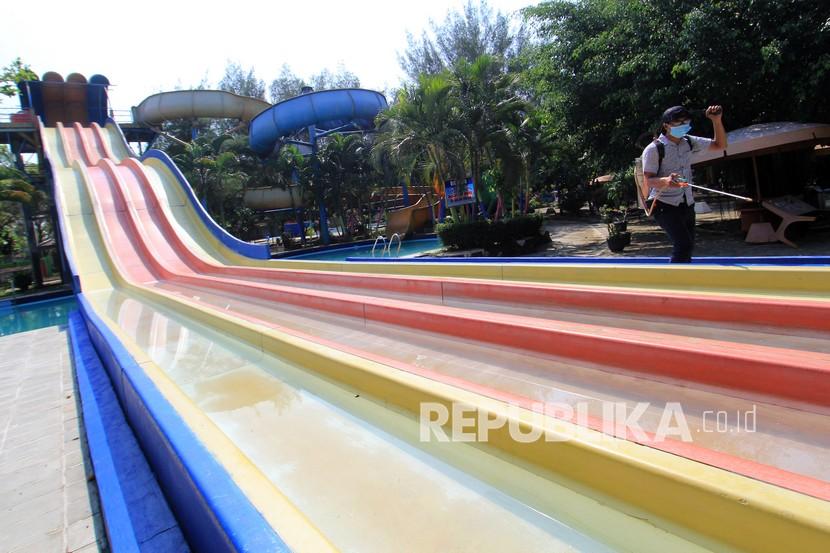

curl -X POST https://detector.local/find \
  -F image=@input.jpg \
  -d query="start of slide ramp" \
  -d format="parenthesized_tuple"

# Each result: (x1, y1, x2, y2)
(44, 120, 830, 552)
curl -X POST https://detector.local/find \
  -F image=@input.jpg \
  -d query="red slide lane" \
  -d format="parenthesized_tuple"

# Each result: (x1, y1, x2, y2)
(76, 141, 830, 411)
(76, 142, 830, 500)
(74, 123, 830, 337)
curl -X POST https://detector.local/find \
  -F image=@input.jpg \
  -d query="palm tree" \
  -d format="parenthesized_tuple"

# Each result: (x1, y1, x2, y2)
(318, 134, 375, 240)
(451, 54, 529, 217)
(173, 133, 249, 226)
(374, 72, 466, 219)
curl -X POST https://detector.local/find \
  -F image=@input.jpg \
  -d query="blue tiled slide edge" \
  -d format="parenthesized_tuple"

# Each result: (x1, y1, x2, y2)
(139, 149, 270, 260)
(68, 311, 188, 552)
(74, 294, 288, 552)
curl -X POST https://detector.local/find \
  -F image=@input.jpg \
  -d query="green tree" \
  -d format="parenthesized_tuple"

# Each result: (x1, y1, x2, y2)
(269, 64, 307, 103)
(523, 0, 830, 174)
(1, 57, 37, 97)
(219, 61, 266, 100)
(374, 73, 466, 205)
(310, 63, 361, 91)
(451, 54, 528, 211)
(173, 133, 247, 225)
(0, 156, 45, 276)
(399, 0, 528, 80)
(317, 134, 375, 240)
(269, 63, 361, 103)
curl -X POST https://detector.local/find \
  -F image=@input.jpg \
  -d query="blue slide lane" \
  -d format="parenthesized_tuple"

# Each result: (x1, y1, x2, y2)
(345, 255, 830, 265)
(77, 295, 289, 553)
(139, 150, 270, 260)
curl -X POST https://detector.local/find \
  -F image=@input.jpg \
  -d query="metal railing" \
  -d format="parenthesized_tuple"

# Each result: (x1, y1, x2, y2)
(387, 233, 402, 257)
(0, 105, 136, 125)
(0, 106, 33, 124)
(371, 235, 387, 257)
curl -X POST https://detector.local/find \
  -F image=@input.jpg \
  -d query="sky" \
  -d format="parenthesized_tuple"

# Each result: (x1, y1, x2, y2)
(1, 0, 534, 113)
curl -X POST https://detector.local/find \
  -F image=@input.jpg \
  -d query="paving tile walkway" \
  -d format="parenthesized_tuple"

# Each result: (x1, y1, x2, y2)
(0, 325, 108, 553)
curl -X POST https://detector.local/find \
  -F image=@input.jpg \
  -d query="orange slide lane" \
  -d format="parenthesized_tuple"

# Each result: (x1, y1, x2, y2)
(65, 123, 830, 412)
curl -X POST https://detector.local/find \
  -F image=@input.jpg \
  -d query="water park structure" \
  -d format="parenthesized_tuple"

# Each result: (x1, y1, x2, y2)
(1, 71, 829, 552)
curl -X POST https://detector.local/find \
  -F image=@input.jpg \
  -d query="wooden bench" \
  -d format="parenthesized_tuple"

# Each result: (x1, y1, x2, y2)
(761, 196, 817, 248)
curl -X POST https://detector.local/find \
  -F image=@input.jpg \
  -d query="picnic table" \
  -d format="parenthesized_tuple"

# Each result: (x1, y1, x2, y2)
(760, 196, 817, 248)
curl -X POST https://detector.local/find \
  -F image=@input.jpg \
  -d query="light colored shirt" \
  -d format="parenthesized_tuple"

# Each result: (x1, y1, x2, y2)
(641, 134, 713, 206)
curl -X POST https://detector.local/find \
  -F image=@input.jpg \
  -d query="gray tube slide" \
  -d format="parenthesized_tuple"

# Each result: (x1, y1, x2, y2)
(132, 90, 271, 125)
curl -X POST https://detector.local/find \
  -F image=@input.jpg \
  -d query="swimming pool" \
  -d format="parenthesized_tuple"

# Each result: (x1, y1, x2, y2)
(0, 296, 77, 336)
(284, 237, 442, 261)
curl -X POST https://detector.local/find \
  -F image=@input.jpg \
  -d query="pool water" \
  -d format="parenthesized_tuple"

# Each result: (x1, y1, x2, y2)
(0, 296, 78, 336)
(286, 237, 442, 261)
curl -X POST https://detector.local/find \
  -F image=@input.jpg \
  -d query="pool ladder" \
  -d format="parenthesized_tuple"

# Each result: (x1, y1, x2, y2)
(371, 233, 402, 257)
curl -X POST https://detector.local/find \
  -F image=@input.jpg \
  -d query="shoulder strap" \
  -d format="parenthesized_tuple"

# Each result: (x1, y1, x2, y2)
(654, 136, 692, 173)
(654, 140, 665, 174)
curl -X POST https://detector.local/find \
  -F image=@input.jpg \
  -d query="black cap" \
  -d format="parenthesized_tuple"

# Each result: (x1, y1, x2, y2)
(662, 105, 691, 123)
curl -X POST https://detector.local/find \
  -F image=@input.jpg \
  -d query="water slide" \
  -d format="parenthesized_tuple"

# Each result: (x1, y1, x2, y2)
(132, 90, 271, 125)
(384, 194, 439, 237)
(133, 90, 303, 211)
(248, 88, 388, 155)
(44, 119, 830, 551)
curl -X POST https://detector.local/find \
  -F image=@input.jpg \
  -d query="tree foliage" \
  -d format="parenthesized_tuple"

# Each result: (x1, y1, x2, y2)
(522, 0, 830, 172)
(399, 0, 528, 81)
(219, 61, 266, 100)
(1, 57, 37, 97)
(269, 63, 361, 103)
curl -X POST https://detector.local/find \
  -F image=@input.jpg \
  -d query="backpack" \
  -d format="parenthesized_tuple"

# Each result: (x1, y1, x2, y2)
(633, 135, 693, 211)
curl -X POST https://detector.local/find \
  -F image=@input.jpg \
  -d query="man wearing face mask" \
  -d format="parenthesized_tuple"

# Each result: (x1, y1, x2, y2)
(641, 105, 727, 263)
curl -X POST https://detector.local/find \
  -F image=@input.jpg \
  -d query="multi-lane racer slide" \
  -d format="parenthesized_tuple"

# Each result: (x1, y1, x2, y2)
(45, 113, 830, 551)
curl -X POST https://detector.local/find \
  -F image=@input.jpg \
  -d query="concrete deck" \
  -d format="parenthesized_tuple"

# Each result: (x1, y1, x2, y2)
(0, 325, 107, 553)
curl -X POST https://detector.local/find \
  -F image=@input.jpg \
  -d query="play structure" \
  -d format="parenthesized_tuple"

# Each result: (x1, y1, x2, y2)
(3, 72, 829, 552)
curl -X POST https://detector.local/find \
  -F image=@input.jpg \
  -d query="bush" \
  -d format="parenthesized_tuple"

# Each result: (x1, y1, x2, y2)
(436, 220, 494, 250)
(558, 184, 589, 214)
(437, 215, 544, 253)
(13, 270, 32, 291)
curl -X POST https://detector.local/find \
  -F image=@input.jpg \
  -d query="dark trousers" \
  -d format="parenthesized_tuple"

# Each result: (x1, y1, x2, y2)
(652, 200, 696, 263)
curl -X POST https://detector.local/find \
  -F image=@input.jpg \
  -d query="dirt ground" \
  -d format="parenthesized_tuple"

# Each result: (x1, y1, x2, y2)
(539, 211, 830, 258)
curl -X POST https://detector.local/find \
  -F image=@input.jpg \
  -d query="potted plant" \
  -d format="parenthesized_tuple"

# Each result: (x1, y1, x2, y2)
(606, 211, 631, 252)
